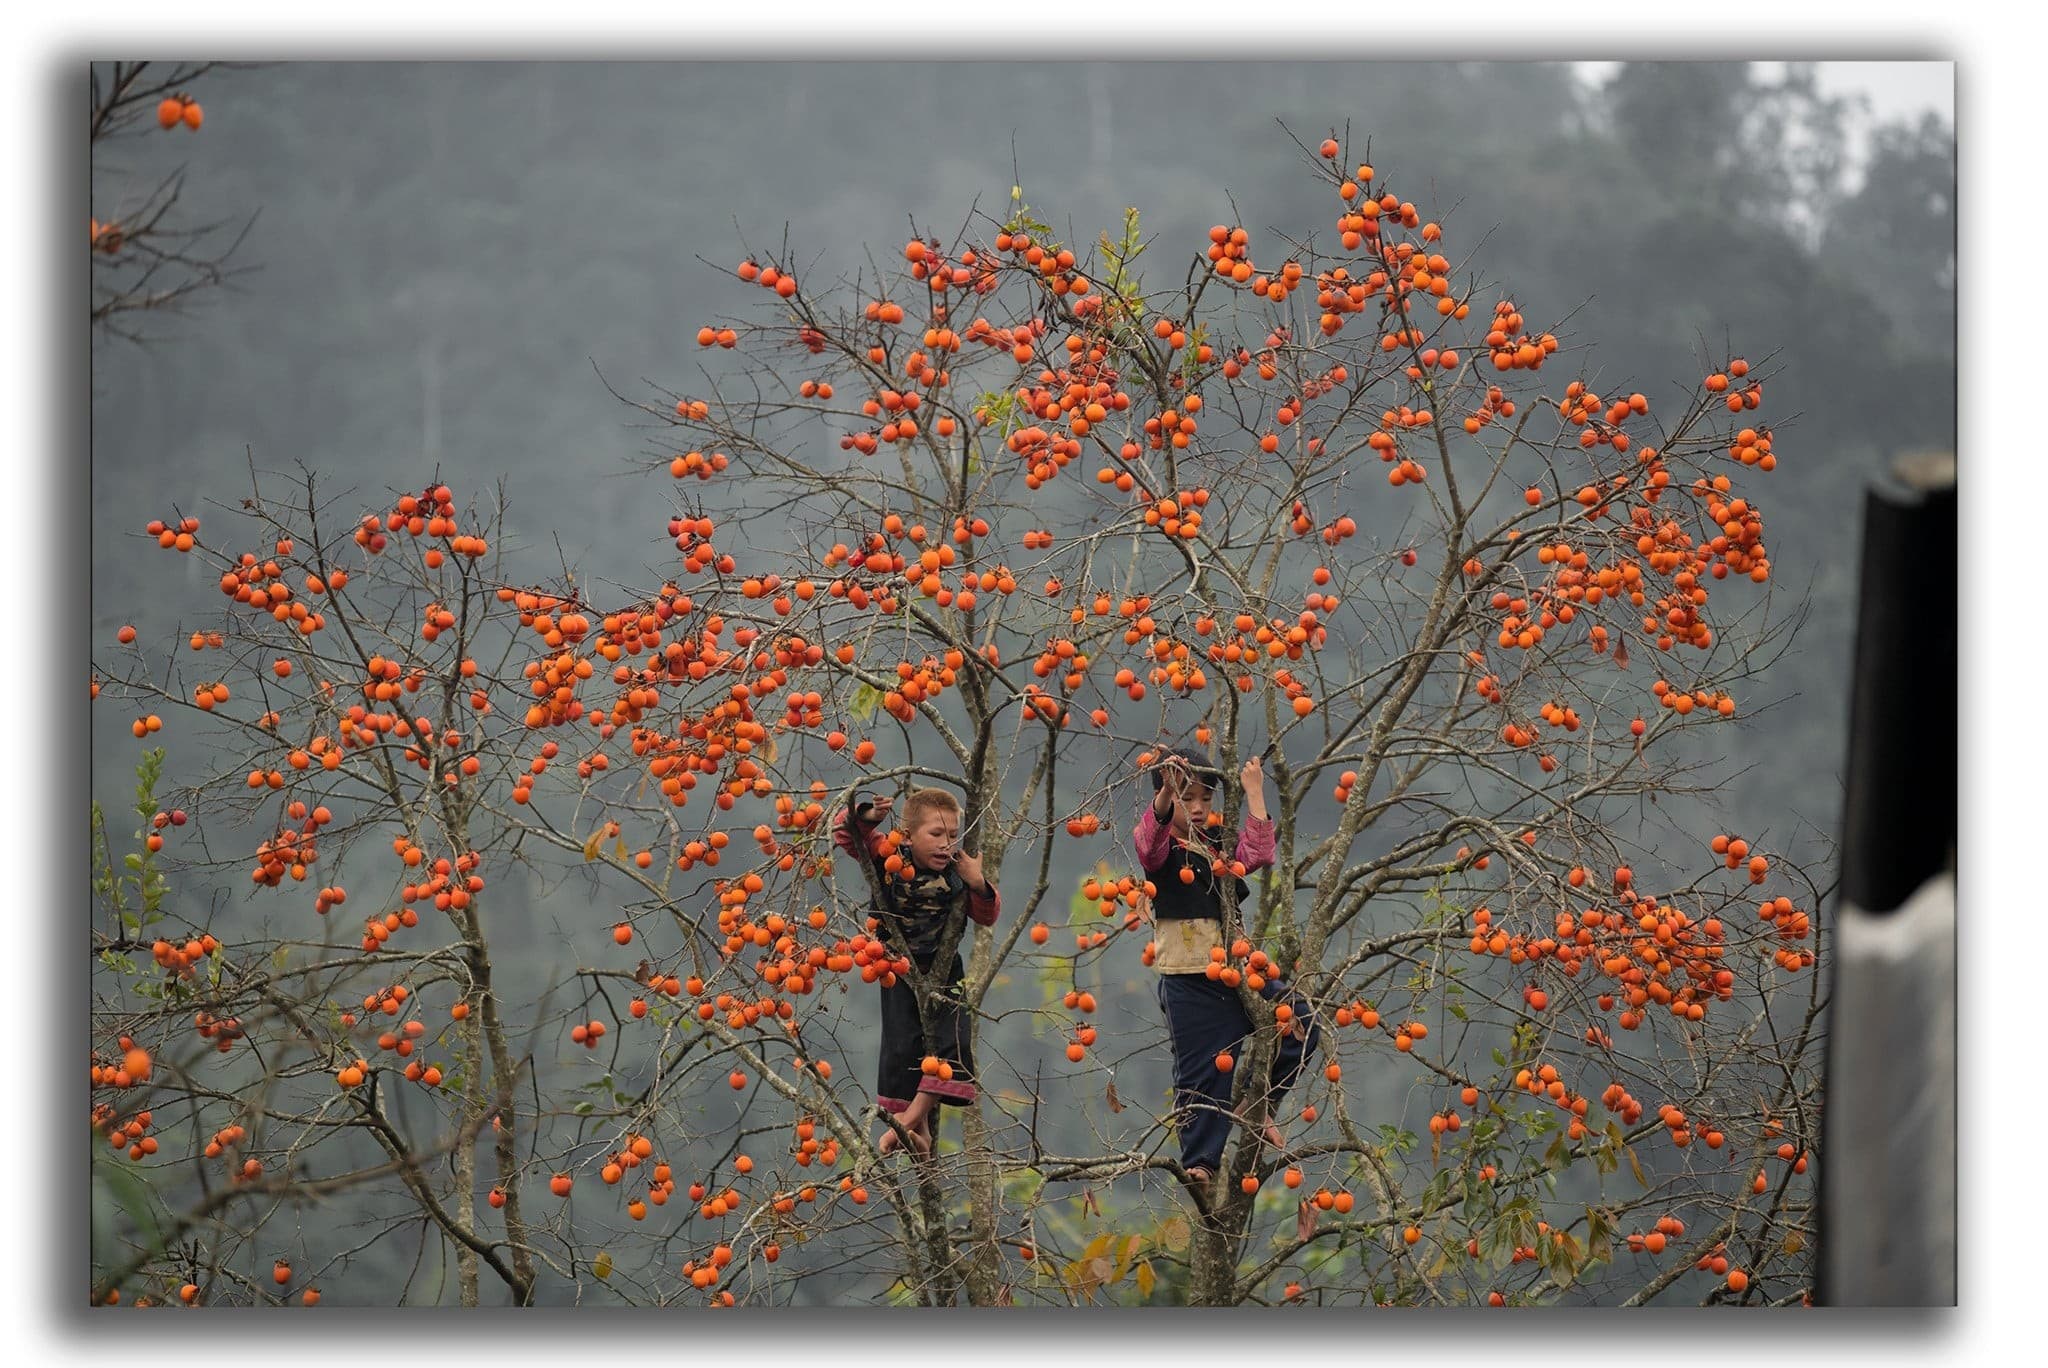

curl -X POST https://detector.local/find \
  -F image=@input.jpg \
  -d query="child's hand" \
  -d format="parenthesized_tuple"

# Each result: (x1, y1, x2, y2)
(1153, 756, 1187, 814)
(858, 794, 893, 824)
(952, 848, 987, 891)
(1240, 754, 1269, 822)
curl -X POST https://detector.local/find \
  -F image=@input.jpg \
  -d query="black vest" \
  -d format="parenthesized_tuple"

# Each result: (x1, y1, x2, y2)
(1148, 834, 1251, 921)
(875, 864, 969, 959)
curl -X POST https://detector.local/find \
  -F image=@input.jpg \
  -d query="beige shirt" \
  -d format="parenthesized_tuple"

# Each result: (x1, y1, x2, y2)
(1141, 895, 1225, 975)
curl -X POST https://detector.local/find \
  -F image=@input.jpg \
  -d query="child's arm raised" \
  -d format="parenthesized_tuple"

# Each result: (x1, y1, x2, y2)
(1234, 755, 1276, 873)
(832, 796, 897, 915)
(832, 793, 893, 859)
(1153, 757, 1186, 818)
(1133, 802, 1175, 872)
(1134, 757, 1186, 871)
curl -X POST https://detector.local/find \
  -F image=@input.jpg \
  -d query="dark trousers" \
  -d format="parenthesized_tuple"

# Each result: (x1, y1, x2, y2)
(876, 951, 976, 1110)
(1157, 974, 1321, 1171)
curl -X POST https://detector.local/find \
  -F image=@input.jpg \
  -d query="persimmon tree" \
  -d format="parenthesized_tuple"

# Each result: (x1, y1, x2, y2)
(90, 127, 1825, 1308)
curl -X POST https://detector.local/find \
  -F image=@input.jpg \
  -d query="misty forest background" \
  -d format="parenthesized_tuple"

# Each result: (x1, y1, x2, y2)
(89, 61, 1954, 1304)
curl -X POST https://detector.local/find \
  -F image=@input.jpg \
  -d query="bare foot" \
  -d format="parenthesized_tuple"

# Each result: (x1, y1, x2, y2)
(881, 1104, 935, 1158)
(1181, 1164, 1214, 1186)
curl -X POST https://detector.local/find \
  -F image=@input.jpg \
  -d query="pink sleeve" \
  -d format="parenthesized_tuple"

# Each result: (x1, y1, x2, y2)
(1133, 804, 1174, 872)
(831, 805, 864, 855)
(1234, 815, 1275, 874)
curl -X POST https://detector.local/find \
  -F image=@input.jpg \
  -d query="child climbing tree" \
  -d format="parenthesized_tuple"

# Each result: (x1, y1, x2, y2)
(91, 125, 1823, 1308)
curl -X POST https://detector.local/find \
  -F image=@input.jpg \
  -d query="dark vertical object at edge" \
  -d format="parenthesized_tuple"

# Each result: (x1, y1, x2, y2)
(1838, 470, 1958, 912)
(1817, 454, 1957, 1308)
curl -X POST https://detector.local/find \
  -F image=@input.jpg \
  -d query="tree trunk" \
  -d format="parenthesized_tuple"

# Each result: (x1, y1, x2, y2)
(452, 995, 482, 1306)
(468, 909, 537, 1303)
(1188, 1195, 1250, 1306)
(448, 884, 536, 1306)
(959, 1102, 1005, 1305)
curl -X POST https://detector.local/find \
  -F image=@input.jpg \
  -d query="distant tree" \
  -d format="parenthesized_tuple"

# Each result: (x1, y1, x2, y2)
(1601, 61, 1858, 243)
(1820, 113, 1957, 348)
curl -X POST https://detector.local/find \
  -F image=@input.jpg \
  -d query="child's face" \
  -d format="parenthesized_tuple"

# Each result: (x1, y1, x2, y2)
(907, 810, 960, 873)
(1172, 782, 1214, 835)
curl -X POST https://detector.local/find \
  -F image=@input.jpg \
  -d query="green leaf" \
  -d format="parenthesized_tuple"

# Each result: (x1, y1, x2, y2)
(1099, 207, 1148, 318)
(973, 390, 1022, 441)
(1585, 1208, 1613, 1267)
(1547, 1230, 1583, 1289)
(1176, 323, 1211, 387)
(846, 683, 882, 725)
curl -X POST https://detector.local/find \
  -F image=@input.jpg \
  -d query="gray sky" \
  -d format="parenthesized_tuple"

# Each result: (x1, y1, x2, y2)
(1803, 60, 1954, 122)
(1577, 60, 1952, 125)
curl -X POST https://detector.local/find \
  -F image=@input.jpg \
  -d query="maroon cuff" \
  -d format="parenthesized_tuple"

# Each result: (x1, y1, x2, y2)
(918, 1077, 976, 1102)
(968, 883, 1000, 925)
